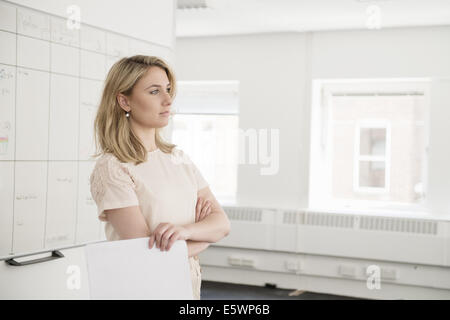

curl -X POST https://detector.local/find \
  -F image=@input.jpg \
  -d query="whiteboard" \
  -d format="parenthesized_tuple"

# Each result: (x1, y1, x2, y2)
(0, 0, 175, 258)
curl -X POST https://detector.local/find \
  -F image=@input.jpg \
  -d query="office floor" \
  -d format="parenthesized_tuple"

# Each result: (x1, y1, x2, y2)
(200, 281, 363, 300)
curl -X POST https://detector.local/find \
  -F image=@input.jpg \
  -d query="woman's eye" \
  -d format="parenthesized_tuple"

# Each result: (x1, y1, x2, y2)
(150, 88, 171, 95)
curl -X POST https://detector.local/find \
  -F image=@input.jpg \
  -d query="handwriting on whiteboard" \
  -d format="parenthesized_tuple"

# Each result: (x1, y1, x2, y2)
(0, 68, 14, 79)
(51, 17, 79, 46)
(18, 9, 50, 39)
(56, 177, 73, 183)
(15, 193, 38, 201)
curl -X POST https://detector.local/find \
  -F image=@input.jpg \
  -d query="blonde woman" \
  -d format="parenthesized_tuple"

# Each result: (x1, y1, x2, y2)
(89, 55, 231, 300)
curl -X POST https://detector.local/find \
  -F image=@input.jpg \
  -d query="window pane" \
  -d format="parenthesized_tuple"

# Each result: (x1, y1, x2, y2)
(360, 128, 386, 156)
(359, 160, 385, 188)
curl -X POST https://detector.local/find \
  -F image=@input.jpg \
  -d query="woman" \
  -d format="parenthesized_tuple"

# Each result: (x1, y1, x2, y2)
(89, 55, 231, 300)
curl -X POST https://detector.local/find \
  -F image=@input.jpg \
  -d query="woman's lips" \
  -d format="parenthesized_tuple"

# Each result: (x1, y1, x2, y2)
(160, 111, 170, 116)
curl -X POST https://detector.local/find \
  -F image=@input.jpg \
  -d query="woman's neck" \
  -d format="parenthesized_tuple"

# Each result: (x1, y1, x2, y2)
(130, 121, 157, 152)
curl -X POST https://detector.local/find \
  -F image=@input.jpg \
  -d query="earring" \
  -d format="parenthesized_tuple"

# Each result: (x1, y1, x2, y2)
(125, 111, 130, 118)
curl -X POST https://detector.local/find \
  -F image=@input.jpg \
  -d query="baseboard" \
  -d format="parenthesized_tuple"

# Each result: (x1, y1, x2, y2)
(201, 265, 450, 300)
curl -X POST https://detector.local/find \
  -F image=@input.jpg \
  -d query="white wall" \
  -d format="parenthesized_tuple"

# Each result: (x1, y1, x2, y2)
(428, 78, 450, 214)
(175, 26, 450, 216)
(311, 27, 450, 79)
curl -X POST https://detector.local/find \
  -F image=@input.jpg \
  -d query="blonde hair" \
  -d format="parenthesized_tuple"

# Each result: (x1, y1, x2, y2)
(92, 55, 177, 165)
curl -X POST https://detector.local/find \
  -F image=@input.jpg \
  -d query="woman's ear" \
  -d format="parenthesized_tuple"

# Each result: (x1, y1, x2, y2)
(117, 93, 130, 112)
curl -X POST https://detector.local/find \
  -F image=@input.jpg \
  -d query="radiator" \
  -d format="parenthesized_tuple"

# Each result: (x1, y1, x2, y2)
(215, 206, 450, 267)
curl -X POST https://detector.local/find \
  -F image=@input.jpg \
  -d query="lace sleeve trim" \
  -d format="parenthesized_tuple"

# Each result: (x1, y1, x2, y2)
(90, 154, 137, 204)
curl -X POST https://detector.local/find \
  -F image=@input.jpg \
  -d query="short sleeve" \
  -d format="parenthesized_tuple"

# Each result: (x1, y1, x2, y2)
(191, 159, 209, 191)
(177, 149, 209, 191)
(89, 155, 139, 221)
(173, 148, 209, 191)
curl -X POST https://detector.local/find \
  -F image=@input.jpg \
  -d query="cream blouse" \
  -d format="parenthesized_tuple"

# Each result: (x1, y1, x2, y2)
(89, 147, 209, 299)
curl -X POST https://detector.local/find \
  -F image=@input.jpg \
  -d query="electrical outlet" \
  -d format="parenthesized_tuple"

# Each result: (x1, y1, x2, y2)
(241, 258, 256, 268)
(285, 259, 302, 272)
(228, 256, 241, 266)
(381, 267, 398, 280)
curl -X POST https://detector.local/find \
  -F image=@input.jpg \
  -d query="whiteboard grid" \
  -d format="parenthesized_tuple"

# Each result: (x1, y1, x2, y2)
(0, 0, 174, 258)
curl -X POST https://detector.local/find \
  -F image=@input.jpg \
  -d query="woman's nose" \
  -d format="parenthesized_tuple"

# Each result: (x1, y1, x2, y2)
(163, 92, 172, 105)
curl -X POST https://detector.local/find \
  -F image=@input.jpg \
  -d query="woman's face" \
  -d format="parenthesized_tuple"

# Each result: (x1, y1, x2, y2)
(125, 66, 172, 128)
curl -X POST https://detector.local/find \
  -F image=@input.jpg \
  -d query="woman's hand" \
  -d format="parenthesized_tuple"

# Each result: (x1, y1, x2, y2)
(149, 223, 191, 251)
(196, 197, 212, 223)
(148, 197, 213, 251)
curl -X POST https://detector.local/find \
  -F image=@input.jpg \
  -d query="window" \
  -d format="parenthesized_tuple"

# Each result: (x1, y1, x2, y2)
(169, 81, 239, 204)
(310, 79, 430, 210)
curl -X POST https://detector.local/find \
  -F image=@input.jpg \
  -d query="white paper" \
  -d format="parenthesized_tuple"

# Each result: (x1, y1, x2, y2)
(85, 238, 193, 300)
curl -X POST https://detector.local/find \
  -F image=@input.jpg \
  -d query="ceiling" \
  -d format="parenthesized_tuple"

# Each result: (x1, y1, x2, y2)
(175, 0, 450, 37)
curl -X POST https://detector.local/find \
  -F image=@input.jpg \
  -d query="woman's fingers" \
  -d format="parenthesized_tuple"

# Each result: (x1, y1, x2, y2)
(198, 201, 206, 221)
(160, 232, 169, 251)
(166, 231, 180, 251)
(150, 224, 190, 251)
(195, 197, 204, 222)
(148, 234, 154, 249)
(161, 226, 175, 251)
(154, 223, 170, 249)
(200, 201, 210, 221)
(199, 200, 211, 221)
